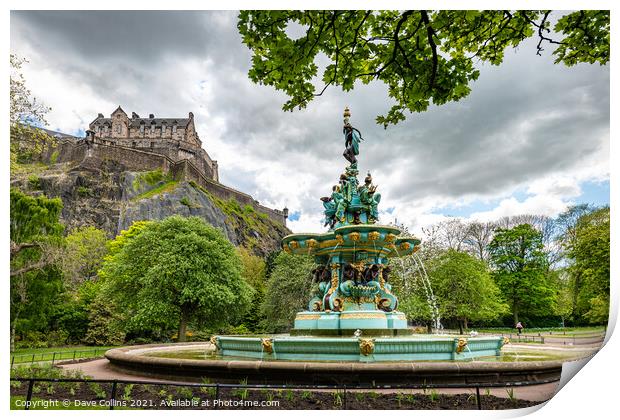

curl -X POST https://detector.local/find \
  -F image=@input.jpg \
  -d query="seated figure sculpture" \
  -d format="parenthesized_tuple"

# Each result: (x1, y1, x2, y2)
(359, 172, 381, 222)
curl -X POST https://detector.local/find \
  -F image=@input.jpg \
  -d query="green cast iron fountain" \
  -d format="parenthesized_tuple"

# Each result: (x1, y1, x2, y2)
(214, 108, 507, 362)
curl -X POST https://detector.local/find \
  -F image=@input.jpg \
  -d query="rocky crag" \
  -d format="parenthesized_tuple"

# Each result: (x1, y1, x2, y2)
(11, 157, 290, 256)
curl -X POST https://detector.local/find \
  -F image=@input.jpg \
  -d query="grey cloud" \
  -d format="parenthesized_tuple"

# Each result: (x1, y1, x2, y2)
(10, 10, 609, 223)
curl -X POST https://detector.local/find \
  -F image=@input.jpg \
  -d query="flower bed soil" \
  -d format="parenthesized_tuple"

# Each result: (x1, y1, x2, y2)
(10, 381, 542, 410)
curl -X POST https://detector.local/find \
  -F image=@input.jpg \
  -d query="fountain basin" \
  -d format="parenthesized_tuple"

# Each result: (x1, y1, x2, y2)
(105, 341, 563, 385)
(214, 335, 507, 362)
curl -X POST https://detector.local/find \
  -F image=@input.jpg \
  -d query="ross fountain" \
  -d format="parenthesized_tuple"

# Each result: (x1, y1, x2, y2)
(213, 108, 506, 362)
(105, 108, 565, 385)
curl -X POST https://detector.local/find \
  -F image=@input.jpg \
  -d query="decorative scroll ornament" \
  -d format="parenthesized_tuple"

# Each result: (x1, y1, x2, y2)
(368, 231, 381, 241)
(349, 232, 361, 242)
(399, 242, 411, 251)
(455, 338, 468, 354)
(210, 336, 221, 351)
(350, 261, 365, 274)
(307, 239, 318, 248)
(289, 241, 299, 249)
(261, 338, 274, 354)
(335, 235, 345, 245)
(385, 233, 397, 244)
(359, 338, 375, 356)
(333, 298, 343, 311)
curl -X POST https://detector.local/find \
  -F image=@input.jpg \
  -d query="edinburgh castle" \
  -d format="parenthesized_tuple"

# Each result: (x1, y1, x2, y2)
(47, 106, 288, 225)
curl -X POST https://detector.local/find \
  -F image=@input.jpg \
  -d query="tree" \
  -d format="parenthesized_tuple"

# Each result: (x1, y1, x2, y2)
(565, 207, 610, 324)
(237, 246, 268, 331)
(61, 226, 108, 290)
(488, 224, 555, 325)
(238, 10, 609, 127)
(10, 188, 65, 351)
(261, 251, 315, 332)
(463, 221, 497, 262)
(99, 216, 253, 342)
(10, 54, 54, 167)
(428, 250, 508, 333)
(84, 296, 126, 346)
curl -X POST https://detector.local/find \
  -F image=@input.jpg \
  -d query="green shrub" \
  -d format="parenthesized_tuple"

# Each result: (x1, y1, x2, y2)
(27, 174, 40, 189)
(77, 186, 92, 197)
(132, 169, 171, 191)
(50, 151, 59, 164)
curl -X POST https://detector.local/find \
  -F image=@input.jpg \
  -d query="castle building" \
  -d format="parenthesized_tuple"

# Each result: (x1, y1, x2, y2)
(45, 106, 288, 226)
(89, 106, 219, 182)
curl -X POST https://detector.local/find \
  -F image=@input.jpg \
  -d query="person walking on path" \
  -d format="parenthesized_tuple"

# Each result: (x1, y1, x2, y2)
(516, 321, 524, 335)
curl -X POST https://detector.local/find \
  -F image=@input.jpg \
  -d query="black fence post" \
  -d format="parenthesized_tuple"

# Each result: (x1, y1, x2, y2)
(11, 356, 15, 369)
(25, 379, 35, 410)
(215, 384, 220, 400)
(476, 386, 481, 410)
(109, 381, 118, 410)
(51, 353, 56, 366)
(73, 350, 76, 361)
(31, 354, 35, 364)
(343, 385, 347, 410)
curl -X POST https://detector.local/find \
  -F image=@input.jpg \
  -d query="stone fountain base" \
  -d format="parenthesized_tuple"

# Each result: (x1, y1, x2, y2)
(293, 310, 408, 331)
(215, 335, 506, 362)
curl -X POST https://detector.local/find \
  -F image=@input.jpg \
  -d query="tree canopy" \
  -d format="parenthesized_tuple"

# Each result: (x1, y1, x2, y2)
(10, 188, 65, 351)
(261, 251, 315, 332)
(565, 207, 610, 324)
(10, 54, 55, 167)
(488, 224, 555, 325)
(429, 250, 508, 333)
(61, 226, 108, 290)
(99, 216, 253, 341)
(238, 10, 609, 127)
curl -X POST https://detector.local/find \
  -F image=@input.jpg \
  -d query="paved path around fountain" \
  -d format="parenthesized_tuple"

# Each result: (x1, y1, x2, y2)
(59, 358, 559, 402)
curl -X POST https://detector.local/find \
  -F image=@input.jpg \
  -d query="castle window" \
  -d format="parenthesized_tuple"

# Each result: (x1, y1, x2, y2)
(132, 142, 137, 148)
(151, 122, 155, 134)
(172, 125, 177, 134)
(116, 124, 121, 134)
(140, 123, 145, 134)
(151, 142, 155, 148)
(161, 124, 166, 135)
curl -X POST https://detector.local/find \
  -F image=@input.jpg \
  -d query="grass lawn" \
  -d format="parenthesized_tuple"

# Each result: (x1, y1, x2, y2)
(474, 326, 606, 335)
(11, 346, 116, 364)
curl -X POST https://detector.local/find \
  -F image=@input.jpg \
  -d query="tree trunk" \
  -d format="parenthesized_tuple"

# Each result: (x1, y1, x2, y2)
(458, 319, 464, 335)
(10, 309, 20, 353)
(513, 309, 519, 326)
(178, 310, 189, 343)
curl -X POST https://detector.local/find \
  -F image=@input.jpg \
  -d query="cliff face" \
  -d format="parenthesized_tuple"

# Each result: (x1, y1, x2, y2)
(11, 158, 290, 256)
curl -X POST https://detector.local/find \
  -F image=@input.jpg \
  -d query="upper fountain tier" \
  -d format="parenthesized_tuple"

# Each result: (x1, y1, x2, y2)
(283, 107, 421, 262)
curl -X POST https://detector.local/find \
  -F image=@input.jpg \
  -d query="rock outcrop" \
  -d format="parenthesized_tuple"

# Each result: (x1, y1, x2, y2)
(11, 159, 290, 256)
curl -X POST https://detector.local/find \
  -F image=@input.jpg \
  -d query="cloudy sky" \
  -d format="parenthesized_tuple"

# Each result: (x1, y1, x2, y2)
(10, 10, 610, 234)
